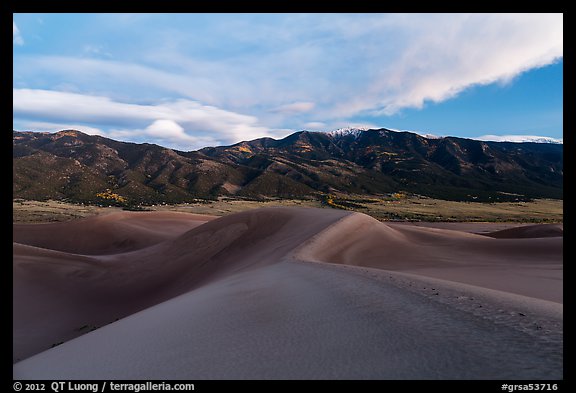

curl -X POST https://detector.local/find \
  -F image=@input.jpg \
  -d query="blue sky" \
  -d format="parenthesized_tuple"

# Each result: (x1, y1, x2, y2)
(13, 13, 563, 150)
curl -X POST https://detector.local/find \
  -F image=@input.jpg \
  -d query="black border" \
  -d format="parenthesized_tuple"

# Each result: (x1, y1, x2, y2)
(9, 5, 569, 389)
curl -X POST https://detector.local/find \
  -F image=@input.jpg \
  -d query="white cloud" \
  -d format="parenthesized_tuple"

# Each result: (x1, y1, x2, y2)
(107, 126, 221, 151)
(145, 119, 188, 140)
(329, 13, 563, 117)
(144, 13, 562, 121)
(303, 122, 326, 130)
(13, 89, 271, 149)
(138, 119, 219, 148)
(271, 102, 315, 114)
(12, 14, 563, 141)
(82, 45, 112, 58)
(13, 21, 23, 45)
(17, 121, 105, 136)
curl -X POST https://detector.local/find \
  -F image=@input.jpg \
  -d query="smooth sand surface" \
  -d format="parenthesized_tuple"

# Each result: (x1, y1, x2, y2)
(298, 214, 562, 303)
(13, 211, 216, 255)
(483, 223, 563, 239)
(13, 208, 562, 379)
(391, 221, 536, 234)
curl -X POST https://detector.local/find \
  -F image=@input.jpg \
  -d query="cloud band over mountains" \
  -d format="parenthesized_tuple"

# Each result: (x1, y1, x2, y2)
(13, 13, 562, 149)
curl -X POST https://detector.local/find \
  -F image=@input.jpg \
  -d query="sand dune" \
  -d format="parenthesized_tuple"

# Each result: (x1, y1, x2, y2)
(391, 221, 534, 234)
(13, 211, 215, 255)
(297, 213, 562, 303)
(13, 207, 562, 379)
(484, 223, 563, 239)
(13, 208, 348, 362)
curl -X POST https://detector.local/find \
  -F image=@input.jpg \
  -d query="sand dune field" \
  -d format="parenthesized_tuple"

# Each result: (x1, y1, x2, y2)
(13, 208, 562, 379)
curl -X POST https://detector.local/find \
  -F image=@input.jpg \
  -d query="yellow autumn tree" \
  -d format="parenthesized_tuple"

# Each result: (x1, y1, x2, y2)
(96, 189, 127, 204)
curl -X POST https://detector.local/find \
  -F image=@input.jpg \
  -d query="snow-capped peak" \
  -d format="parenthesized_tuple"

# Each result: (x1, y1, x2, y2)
(328, 126, 445, 140)
(327, 127, 370, 139)
(475, 135, 563, 144)
(420, 133, 442, 139)
(326, 127, 562, 144)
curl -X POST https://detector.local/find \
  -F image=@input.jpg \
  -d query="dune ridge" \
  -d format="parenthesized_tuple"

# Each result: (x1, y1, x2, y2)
(296, 212, 562, 303)
(13, 207, 562, 379)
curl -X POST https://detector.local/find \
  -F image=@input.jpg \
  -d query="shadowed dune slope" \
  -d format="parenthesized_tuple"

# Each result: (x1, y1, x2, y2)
(483, 223, 563, 239)
(13, 211, 216, 255)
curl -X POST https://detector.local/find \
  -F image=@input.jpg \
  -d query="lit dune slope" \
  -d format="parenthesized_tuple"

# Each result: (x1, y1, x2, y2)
(13, 208, 562, 379)
(298, 214, 562, 303)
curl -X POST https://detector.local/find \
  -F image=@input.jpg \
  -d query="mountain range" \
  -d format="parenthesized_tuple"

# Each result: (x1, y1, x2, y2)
(13, 128, 563, 204)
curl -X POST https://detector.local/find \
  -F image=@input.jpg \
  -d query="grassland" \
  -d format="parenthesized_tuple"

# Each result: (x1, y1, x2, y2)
(13, 195, 563, 224)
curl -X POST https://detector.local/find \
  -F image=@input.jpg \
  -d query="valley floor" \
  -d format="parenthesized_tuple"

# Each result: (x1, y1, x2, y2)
(13, 196, 563, 223)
